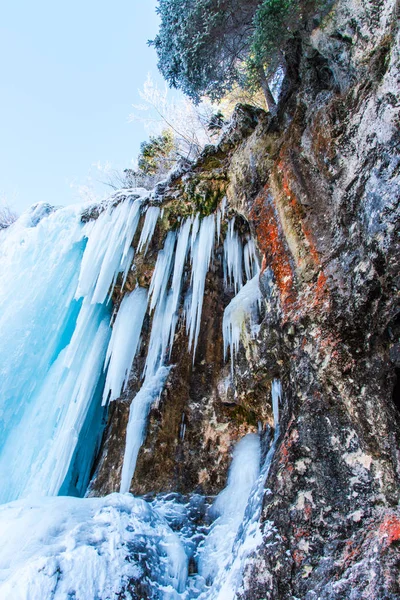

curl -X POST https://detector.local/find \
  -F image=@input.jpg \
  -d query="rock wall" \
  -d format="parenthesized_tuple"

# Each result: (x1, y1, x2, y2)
(90, 0, 400, 595)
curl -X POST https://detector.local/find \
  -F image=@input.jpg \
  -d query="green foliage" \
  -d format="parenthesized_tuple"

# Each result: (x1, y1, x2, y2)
(246, 0, 299, 89)
(150, 0, 261, 103)
(137, 130, 175, 176)
(151, 0, 322, 109)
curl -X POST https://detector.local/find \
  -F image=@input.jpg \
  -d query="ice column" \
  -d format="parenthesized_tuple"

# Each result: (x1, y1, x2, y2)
(137, 206, 160, 254)
(198, 433, 261, 583)
(102, 287, 148, 403)
(208, 382, 283, 599)
(186, 213, 216, 355)
(224, 218, 243, 293)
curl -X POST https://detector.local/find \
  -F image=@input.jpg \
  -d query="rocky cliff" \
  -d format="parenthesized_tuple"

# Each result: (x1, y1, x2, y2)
(89, 0, 400, 596)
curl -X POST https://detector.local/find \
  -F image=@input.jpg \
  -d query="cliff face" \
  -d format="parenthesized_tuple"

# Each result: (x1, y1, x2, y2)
(90, 0, 400, 596)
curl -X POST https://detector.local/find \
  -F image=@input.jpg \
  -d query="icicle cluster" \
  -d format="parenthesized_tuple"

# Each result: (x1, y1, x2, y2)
(0, 188, 262, 507)
(224, 218, 243, 293)
(222, 275, 262, 374)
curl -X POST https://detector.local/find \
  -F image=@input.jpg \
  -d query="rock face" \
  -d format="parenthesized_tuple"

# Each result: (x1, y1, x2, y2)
(90, 0, 400, 596)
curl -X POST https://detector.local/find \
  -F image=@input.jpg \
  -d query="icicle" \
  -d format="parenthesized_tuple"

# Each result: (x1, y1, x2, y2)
(243, 238, 260, 281)
(167, 217, 192, 351)
(102, 288, 148, 404)
(221, 196, 227, 220)
(216, 209, 222, 242)
(148, 231, 176, 313)
(271, 378, 282, 429)
(137, 206, 160, 255)
(120, 366, 170, 494)
(186, 213, 215, 355)
(224, 218, 243, 293)
(223, 274, 262, 374)
(76, 198, 142, 304)
(190, 213, 200, 258)
(121, 246, 134, 290)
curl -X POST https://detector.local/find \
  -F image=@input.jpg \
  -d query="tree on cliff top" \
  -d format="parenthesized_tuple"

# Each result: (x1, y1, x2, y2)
(150, 0, 302, 114)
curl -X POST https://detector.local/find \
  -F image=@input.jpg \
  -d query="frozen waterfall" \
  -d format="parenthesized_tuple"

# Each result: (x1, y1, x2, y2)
(0, 192, 277, 600)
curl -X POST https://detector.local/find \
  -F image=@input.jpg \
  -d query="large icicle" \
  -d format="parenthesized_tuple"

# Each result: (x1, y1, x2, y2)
(271, 378, 281, 427)
(243, 238, 260, 281)
(166, 216, 192, 352)
(76, 196, 142, 304)
(222, 274, 262, 373)
(102, 287, 148, 404)
(186, 213, 216, 355)
(120, 367, 170, 494)
(145, 230, 177, 377)
(137, 206, 160, 254)
(148, 230, 176, 314)
(223, 218, 243, 293)
(0, 203, 115, 502)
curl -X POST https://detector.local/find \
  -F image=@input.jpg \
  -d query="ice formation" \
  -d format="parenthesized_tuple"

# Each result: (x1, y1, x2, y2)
(186, 213, 216, 355)
(0, 190, 277, 599)
(204, 383, 282, 599)
(224, 218, 243, 293)
(0, 203, 111, 502)
(0, 493, 187, 599)
(102, 287, 148, 403)
(76, 198, 143, 304)
(243, 238, 260, 280)
(198, 433, 261, 583)
(120, 366, 170, 494)
(222, 274, 263, 373)
(137, 205, 160, 254)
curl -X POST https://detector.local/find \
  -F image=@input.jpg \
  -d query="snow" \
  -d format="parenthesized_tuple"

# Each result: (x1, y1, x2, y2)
(102, 287, 148, 403)
(223, 275, 262, 373)
(0, 493, 188, 599)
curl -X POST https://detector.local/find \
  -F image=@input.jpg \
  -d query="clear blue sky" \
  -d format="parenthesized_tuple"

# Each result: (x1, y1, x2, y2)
(0, 0, 166, 212)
